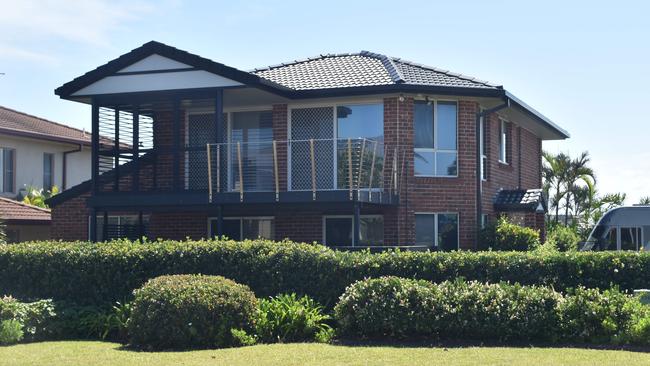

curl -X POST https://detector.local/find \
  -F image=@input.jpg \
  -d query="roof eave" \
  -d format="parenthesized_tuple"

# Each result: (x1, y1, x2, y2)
(504, 90, 570, 140)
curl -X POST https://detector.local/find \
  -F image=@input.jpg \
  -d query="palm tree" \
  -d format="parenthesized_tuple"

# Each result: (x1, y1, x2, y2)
(639, 196, 650, 205)
(543, 151, 570, 224)
(562, 152, 595, 225)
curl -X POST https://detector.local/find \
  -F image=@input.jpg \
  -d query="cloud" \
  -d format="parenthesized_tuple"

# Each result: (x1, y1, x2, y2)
(0, 0, 157, 62)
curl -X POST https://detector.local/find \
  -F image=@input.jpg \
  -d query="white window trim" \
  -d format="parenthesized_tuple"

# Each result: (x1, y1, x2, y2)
(499, 118, 508, 165)
(287, 101, 384, 191)
(207, 216, 275, 240)
(322, 214, 383, 247)
(413, 99, 459, 178)
(0, 147, 15, 193)
(414, 212, 460, 250)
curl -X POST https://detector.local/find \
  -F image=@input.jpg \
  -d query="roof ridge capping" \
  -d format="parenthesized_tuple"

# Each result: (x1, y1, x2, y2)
(359, 50, 405, 84)
(389, 55, 502, 88)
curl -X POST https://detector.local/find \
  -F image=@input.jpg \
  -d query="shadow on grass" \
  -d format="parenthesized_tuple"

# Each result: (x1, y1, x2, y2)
(112, 338, 650, 354)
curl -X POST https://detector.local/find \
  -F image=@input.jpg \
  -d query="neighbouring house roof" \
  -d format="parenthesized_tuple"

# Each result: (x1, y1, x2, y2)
(0, 197, 51, 223)
(493, 189, 547, 213)
(0, 106, 90, 146)
(251, 51, 499, 91)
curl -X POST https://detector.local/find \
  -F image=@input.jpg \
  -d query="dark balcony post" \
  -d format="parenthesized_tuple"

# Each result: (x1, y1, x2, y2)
(215, 89, 224, 143)
(114, 108, 120, 192)
(89, 208, 97, 243)
(132, 106, 140, 192)
(91, 100, 99, 195)
(102, 210, 108, 241)
(173, 96, 181, 192)
(138, 210, 144, 241)
(216, 205, 224, 237)
(353, 203, 360, 246)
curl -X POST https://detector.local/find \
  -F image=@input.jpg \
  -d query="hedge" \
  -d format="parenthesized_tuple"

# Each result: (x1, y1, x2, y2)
(1, 239, 649, 306)
(334, 277, 646, 343)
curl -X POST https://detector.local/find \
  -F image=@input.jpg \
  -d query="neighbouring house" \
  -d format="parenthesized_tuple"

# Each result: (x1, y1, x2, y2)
(0, 106, 92, 198)
(0, 197, 50, 242)
(46, 41, 569, 249)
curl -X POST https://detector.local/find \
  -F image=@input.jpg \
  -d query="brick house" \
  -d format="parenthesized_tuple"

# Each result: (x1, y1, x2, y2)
(46, 41, 569, 250)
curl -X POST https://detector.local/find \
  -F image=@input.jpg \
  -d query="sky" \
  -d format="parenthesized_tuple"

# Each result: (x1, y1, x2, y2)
(0, 0, 648, 202)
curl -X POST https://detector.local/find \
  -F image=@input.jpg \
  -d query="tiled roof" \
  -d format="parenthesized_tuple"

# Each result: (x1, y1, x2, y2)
(252, 51, 500, 91)
(0, 197, 51, 222)
(493, 189, 546, 213)
(0, 106, 90, 145)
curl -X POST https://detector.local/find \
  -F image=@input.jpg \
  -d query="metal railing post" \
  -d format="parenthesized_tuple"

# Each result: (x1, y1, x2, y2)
(237, 142, 243, 202)
(357, 139, 366, 189)
(347, 138, 353, 200)
(368, 141, 377, 201)
(310, 139, 316, 200)
(206, 144, 212, 203)
(273, 140, 279, 201)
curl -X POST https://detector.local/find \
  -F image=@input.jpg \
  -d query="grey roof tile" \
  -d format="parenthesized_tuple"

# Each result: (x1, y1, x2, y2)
(252, 51, 500, 91)
(493, 189, 546, 212)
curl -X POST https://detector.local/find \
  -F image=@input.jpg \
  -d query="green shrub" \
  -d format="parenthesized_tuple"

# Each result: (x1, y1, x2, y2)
(489, 217, 541, 251)
(0, 296, 56, 341)
(128, 274, 257, 350)
(558, 287, 640, 342)
(1, 239, 649, 308)
(256, 294, 331, 343)
(335, 277, 562, 341)
(546, 225, 581, 252)
(0, 319, 23, 345)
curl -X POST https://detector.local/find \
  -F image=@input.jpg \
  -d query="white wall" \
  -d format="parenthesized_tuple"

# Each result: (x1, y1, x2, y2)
(0, 135, 91, 198)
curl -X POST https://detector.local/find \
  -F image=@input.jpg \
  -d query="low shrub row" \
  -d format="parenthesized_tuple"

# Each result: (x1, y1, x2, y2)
(334, 277, 650, 344)
(1, 239, 649, 307)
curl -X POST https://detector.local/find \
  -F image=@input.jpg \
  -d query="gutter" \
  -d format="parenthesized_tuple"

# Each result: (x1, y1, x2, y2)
(62, 144, 83, 190)
(475, 98, 510, 250)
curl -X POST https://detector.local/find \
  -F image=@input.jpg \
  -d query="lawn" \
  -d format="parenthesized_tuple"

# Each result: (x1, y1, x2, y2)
(1, 341, 650, 366)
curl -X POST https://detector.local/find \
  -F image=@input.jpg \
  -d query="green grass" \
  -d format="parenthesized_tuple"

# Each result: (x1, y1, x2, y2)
(1, 341, 650, 366)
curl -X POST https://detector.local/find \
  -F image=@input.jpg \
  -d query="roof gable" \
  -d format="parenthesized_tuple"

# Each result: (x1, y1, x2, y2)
(56, 41, 286, 99)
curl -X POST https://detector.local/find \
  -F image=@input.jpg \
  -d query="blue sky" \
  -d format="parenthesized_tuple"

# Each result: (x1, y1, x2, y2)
(0, 0, 648, 202)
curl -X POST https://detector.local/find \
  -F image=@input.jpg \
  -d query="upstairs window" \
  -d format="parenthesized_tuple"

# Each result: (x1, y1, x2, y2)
(43, 153, 54, 190)
(499, 119, 509, 164)
(414, 101, 457, 177)
(0, 148, 15, 193)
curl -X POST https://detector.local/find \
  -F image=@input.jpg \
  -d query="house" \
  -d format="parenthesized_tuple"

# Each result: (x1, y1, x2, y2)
(0, 197, 50, 242)
(46, 41, 569, 249)
(0, 106, 92, 198)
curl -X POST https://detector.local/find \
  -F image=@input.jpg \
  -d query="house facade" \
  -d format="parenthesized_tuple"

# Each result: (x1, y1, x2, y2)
(47, 41, 568, 249)
(0, 106, 91, 198)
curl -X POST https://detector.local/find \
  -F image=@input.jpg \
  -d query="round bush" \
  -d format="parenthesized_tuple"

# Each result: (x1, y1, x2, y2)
(546, 225, 581, 251)
(128, 274, 257, 350)
(335, 277, 563, 341)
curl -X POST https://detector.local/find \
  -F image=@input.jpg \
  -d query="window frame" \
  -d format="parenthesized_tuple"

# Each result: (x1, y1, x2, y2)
(413, 99, 459, 178)
(207, 216, 275, 240)
(43, 152, 54, 190)
(479, 116, 487, 181)
(322, 214, 384, 247)
(0, 147, 16, 193)
(287, 100, 384, 191)
(499, 118, 509, 164)
(414, 212, 460, 250)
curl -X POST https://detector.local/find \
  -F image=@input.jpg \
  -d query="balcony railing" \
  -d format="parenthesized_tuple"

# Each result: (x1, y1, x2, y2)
(206, 138, 404, 203)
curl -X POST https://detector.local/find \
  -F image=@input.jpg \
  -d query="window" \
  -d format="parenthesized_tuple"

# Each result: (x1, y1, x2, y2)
(43, 153, 54, 190)
(499, 119, 508, 164)
(209, 217, 274, 241)
(414, 101, 457, 177)
(336, 103, 384, 189)
(620, 227, 642, 251)
(415, 213, 459, 251)
(91, 215, 150, 241)
(481, 214, 489, 229)
(323, 215, 384, 247)
(480, 117, 487, 181)
(0, 148, 15, 193)
(230, 111, 273, 192)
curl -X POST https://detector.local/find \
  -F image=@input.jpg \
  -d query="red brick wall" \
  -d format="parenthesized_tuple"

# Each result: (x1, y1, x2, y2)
(50, 192, 91, 241)
(148, 211, 208, 240)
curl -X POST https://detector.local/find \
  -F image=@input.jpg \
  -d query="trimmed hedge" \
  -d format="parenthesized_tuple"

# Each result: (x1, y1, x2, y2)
(1, 239, 650, 307)
(128, 274, 257, 350)
(334, 277, 645, 343)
